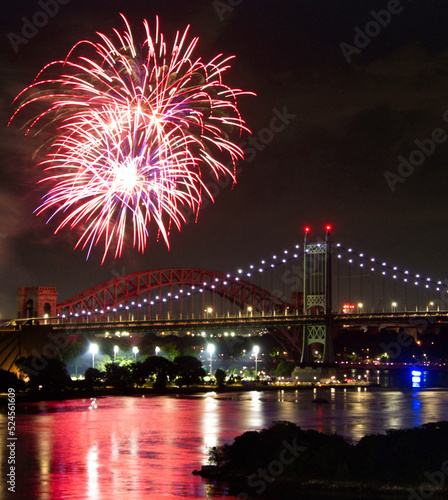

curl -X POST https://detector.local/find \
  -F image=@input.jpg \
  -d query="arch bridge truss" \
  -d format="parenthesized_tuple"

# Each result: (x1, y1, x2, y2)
(56, 268, 294, 322)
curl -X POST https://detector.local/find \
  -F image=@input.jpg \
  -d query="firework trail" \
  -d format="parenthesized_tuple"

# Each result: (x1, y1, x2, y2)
(10, 15, 253, 262)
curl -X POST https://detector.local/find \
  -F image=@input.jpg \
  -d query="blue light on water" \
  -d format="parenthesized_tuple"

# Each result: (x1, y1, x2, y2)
(411, 370, 422, 388)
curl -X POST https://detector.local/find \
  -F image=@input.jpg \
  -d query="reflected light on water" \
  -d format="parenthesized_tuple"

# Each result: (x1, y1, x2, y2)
(3, 390, 448, 499)
(202, 393, 220, 452)
(87, 445, 99, 499)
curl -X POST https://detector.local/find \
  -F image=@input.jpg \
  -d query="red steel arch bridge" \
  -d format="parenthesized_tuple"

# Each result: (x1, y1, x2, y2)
(55, 268, 294, 321)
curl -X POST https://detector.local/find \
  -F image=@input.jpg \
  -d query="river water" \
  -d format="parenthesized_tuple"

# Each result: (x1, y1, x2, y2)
(2, 382, 448, 500)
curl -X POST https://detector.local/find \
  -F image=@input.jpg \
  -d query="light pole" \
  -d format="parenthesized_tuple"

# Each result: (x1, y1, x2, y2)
(132, 346, 139, 362)
(155, 346, 160, 356)
(207, 344, 215, 376)
(89, 343, 98, 369)
(392, 301, 397, 313)
(248, 306, 253, 317)
(253, 345, 259, 377)
(113, 345, 119, 362)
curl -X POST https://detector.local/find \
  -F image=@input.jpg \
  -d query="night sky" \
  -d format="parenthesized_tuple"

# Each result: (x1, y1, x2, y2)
(2, 0, 448, 318)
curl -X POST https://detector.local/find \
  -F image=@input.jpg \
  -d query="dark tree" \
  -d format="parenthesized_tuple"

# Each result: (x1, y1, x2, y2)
(84, 368, 104, 388)
(173, 355, 206, 387)
(214, 368, 226, 388)
(104, 363, 132, 389)
(0, 369, 25, 392)
(16, 356, 72, 393)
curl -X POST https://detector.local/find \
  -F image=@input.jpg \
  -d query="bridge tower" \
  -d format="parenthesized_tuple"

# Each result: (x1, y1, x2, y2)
(300, 225, 335, 364)
(16, 287, 58, 319)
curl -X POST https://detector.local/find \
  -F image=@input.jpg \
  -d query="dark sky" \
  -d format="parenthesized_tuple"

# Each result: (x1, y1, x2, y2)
(2, 0, 448, 317)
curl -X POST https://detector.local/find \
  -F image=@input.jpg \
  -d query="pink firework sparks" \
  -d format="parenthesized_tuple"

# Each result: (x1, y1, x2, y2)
(10, 15, 253, 262)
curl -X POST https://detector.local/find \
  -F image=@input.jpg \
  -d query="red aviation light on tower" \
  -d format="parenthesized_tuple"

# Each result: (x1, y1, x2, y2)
(304, 226, 311, 234)
(325, 224, 332, 232)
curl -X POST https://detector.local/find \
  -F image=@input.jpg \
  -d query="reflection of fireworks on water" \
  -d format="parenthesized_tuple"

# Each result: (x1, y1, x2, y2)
(11, 15, 253, 261)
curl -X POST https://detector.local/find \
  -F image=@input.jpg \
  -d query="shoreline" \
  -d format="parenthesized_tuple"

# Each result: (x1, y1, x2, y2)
(1, 380, 383, 405)
(2, 381, 447, 409)
(193, 467, 448, 499)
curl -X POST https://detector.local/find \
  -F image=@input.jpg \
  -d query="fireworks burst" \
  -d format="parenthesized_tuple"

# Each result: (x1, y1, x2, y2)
(11, 15, 253, 262)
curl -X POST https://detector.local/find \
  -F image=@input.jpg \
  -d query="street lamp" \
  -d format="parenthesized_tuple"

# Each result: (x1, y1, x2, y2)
(248, 306, 253, 317)
(113, 345, 119, 362)
(132, 346, 139, 361)
(392, 302, 397, 313)
(207, 344, 215, 376)
(89, 343, 98, 368)
(357, 303, 363, 313)
(155, 346, 160, 356)
(253, 345, 259, 377)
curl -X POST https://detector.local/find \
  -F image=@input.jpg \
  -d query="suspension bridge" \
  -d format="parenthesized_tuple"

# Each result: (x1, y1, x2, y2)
(2, 226, 448, 371)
